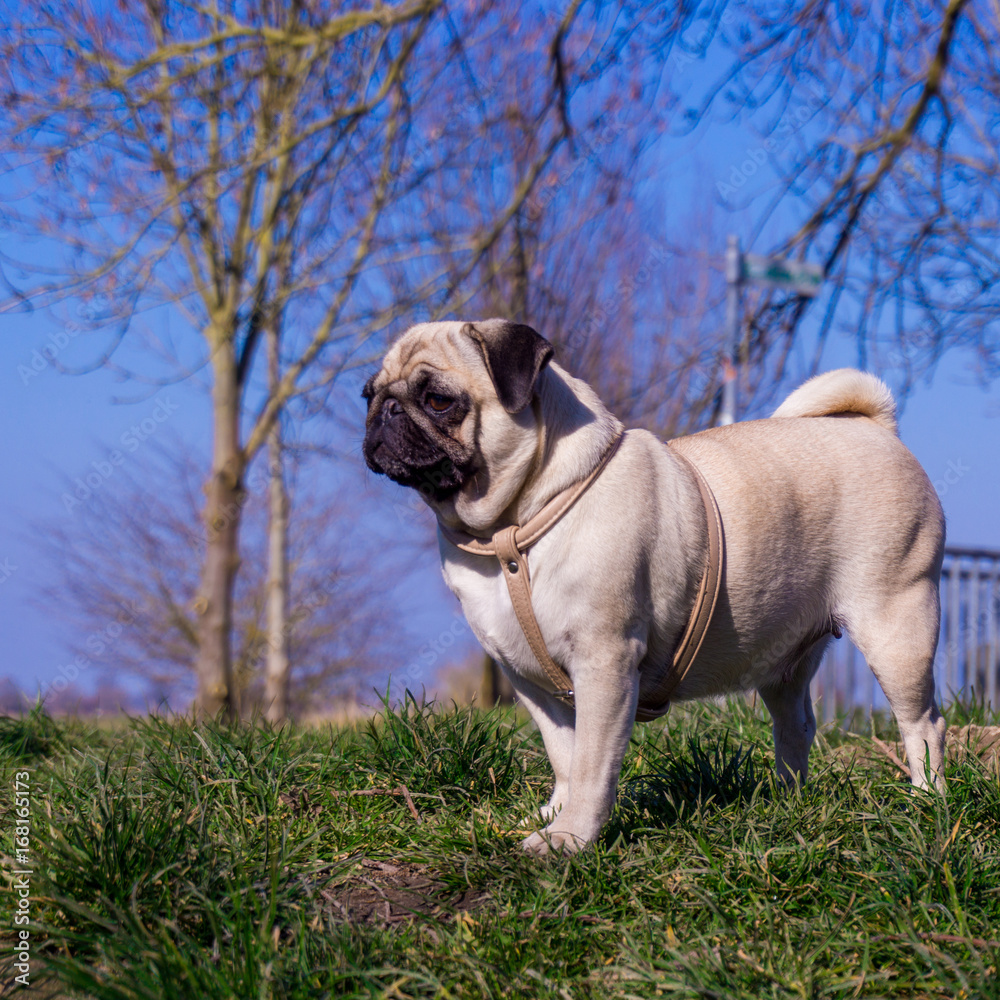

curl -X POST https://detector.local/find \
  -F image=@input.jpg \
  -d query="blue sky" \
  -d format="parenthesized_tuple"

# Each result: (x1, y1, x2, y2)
(2, 248, 997, 705)
(2, 15, 998, 708)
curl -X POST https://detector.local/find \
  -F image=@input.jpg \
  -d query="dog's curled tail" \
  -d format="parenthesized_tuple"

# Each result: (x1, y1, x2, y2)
(772, 368, 897, 435)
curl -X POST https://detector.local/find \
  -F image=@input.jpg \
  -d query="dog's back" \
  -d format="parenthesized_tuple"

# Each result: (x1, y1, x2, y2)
(667, 371, 946, 789)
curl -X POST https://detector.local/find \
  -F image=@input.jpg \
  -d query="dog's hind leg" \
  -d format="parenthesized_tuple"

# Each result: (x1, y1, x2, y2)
(757, 636, 830, 785)
(844, 580, 946, 790)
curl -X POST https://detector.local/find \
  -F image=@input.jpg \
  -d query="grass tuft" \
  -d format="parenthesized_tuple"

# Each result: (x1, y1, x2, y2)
(362, 691, 530, 807)
(0, 703, 64, 763)
(4, 698, 999, 999)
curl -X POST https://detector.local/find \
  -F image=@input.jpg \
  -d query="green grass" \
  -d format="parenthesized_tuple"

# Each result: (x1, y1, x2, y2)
(2, 696, 999, 999)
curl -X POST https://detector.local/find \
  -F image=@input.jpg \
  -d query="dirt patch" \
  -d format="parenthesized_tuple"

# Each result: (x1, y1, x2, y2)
(0, 949, 64, 999)
(319, 859, 490, 926)
(831, 725, 1000, 776)
(947, 724, 1000, 765)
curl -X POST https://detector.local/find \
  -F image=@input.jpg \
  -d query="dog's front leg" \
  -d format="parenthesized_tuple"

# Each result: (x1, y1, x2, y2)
(522, 651, 640, 856)
(504, 670, 575, 821)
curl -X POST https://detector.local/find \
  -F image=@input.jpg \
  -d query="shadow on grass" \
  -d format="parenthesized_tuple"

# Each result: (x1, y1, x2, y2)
(608, 734, 769, 841)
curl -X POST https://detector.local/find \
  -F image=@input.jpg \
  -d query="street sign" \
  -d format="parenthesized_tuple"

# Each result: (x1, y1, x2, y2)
(717, 237, 826, 427)
(742, 254, 824, 297)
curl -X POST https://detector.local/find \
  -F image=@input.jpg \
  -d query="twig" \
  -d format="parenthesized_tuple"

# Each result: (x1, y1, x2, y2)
(869, 735, 912, 778)
(844, 732, 912, 778)
(397, 784, 422, 824)
(497, 910, 612, 926)
(870, 932, 1000, 950)
(331, 786, 425, 822)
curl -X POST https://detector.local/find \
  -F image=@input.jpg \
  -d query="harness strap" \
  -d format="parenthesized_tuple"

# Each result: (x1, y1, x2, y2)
(493, 525, 575, 704)
(445, 431, 626, 558)
(440, 433, 725, 719)
(633, 451, 725, 721)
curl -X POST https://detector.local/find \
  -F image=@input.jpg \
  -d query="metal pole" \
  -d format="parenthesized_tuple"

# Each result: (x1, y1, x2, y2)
(719, 234, 742, 426)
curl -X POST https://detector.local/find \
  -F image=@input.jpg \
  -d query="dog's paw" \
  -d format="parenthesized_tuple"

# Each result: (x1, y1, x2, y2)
(521, 828, 587, 856)
(517, 796, 563, 831)
(521, 815, 601, 855)
(533, 803, 559, 824)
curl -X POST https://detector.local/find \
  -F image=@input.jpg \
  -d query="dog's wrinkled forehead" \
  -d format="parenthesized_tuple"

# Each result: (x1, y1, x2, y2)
(367, 322, 493, 400)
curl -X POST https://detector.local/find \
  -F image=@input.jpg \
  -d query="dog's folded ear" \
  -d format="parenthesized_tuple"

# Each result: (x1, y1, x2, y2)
(463, 320, 554, 414)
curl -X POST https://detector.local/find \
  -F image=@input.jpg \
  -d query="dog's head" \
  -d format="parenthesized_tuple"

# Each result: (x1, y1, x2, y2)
(362, 319, 553, 517)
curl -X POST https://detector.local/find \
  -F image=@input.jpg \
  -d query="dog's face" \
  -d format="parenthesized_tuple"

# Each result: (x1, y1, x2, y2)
(362, 319, 553, 520)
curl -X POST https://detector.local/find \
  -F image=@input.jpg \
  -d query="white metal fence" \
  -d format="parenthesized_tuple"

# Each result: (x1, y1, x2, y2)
(813, 547, 1000, 724)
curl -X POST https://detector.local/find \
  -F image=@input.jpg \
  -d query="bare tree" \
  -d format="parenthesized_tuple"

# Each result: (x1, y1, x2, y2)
(675, 0, 999, 393)
(263, 321, 292, 724)
(482, 0, 1000, 459)
(35, 437, 395, 714)
(424, 0, 1000, 708)
(1, 0, 664, 719)
(452, 123, 733, 701)
(461, 125, 731, 437)
(260, 238, 293, 724)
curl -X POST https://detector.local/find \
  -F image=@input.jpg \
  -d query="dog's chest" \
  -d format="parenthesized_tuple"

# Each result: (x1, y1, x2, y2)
(440, 550, 550, 679)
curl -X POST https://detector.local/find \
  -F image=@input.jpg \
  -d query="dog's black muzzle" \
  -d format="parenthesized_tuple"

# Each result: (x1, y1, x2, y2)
(364, 399, 470, 501)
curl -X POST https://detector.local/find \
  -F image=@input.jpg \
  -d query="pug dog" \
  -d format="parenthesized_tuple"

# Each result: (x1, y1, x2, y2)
(363, 319, 946, 855)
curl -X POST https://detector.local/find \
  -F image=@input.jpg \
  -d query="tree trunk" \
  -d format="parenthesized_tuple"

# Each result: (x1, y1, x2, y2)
(480, 653, 515, 707)
(263, 323, 291, 727)
(194, 340, 244, 721)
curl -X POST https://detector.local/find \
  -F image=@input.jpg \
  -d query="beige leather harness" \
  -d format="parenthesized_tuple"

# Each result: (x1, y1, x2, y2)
(439, 431, 725, 721)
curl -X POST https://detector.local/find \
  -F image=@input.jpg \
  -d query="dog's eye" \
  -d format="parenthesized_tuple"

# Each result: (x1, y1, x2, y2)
(426, 392, 453, 413)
